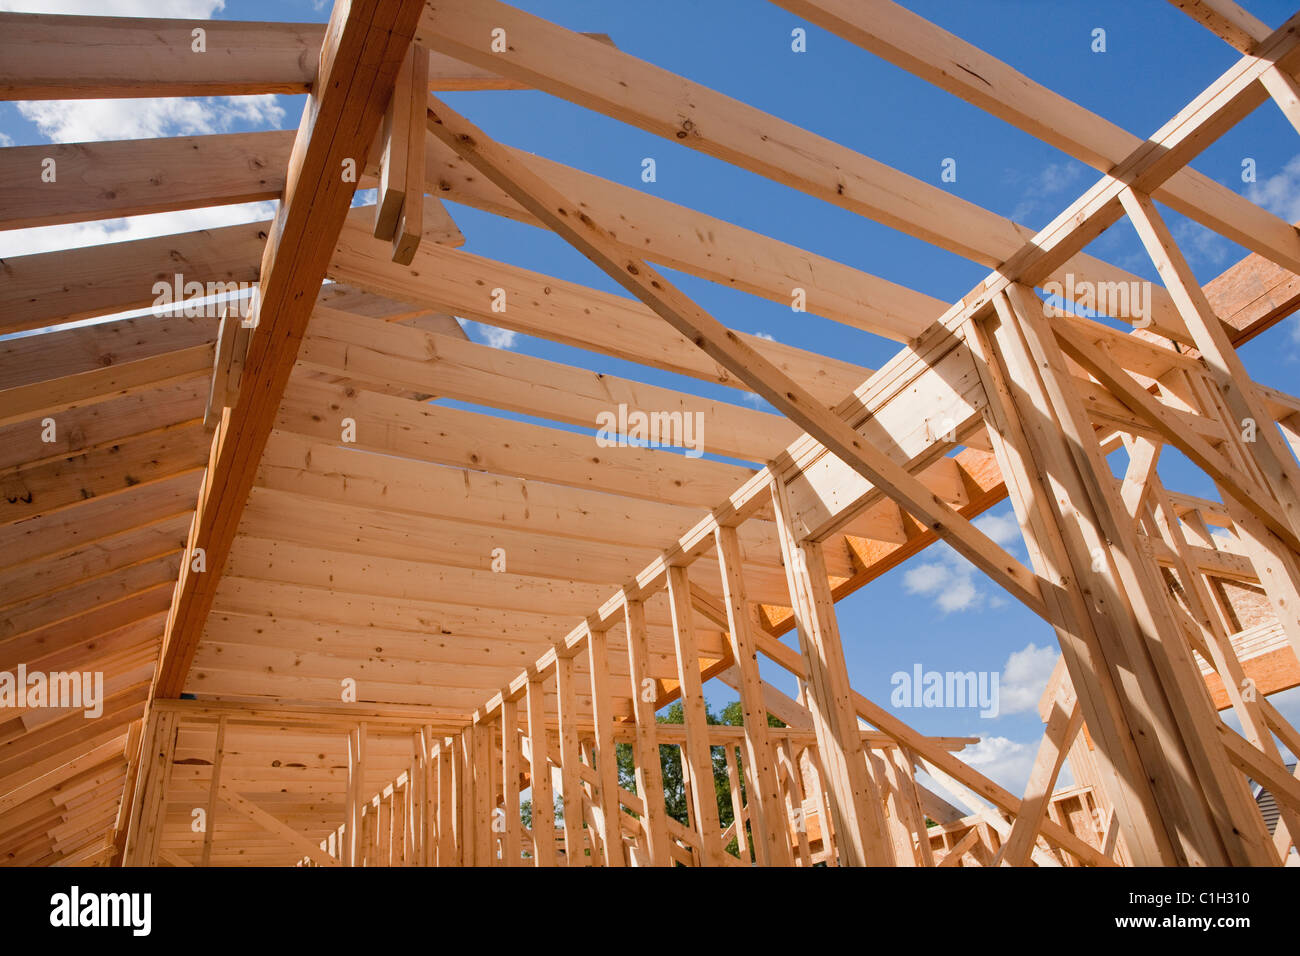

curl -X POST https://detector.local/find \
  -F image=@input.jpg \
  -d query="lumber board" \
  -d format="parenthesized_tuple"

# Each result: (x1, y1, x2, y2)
(0, 132, 290, 231)
(154, 0, 428, 699)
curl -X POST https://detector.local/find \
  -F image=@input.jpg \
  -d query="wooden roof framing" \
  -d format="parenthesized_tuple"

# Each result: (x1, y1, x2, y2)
(2, 0, 1300, 867)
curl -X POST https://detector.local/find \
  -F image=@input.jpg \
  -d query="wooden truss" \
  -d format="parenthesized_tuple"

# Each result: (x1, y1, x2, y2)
(3, 0, 1300, 867)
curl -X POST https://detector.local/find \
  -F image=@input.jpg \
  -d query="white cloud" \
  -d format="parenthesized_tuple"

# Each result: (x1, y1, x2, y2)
(998, 642, 1059, 715)
(1246, 153, 1300, 225)
(902, 555, 980, 613)
(0, 0, 223, 15)
(1172, 218, 1231, 268)
(460, 320, 517, 350)
(901, 539, 1012, 614)
(973, 509, 1022, 549)
(1009, 161, 1086, 224)
(0, 132, 13, 147)
(752, 331, 775, 341)
(0, 200, 277, 258)
(16, 94, 284, 144)
(959, 735, 1038, 793)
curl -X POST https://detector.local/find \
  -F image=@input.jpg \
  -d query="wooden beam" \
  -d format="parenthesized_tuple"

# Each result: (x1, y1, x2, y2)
(422, 91, 1051, 622)
(524, 676, 555, 866)
(665, 566, 726, 866)
(771, 478, 895, 865)
(0, 223, 267, 337)
(0, 343, 212, 429)
(1054, 320, 1300, 553)
(771, 0, 1300, 275)
(996, 677, 1082, 866)
(419, 127, 948, 341)
(0, 132, 290, 231)
(714, 525, 793, 867)
(414, 0, 1197, 329)
(0, 13, 616, 100)
(199, 716, 226, 867)
(328, 222, 870, 409)
(219, 785, 339, 867)
(152, 0, 427, 699)
(622, 598, 672, 867)
(585, 626, 625, 867)
(1166, 0, 1272, 52)
(1120, 188, 1300, 547)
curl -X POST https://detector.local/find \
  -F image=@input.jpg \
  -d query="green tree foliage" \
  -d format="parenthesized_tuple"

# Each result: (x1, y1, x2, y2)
(519, 698, 786, 862)
(615, 698, 785, 855)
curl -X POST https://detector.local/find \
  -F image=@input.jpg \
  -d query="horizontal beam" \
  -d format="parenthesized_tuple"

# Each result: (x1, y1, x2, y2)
(0, 132, 290, 231)
(153, 0, 428, 699)
(774, 0, 1300, 275)
(0, 13, 617, 100)
(416, 0, 1188, 337)
(328, 221, 870, 407)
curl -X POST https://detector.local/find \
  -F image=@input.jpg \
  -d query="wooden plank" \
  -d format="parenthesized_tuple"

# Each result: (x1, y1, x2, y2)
(420, 130, 947, 341)
(1120, 188, 1300, 548)
(277, 379, 753, 509)
(0, 344, 212, 430)
(199, 716, 226, 867)
(0, 426, 208, 529)
(772, 0, 1300, 275)
(0, 14, 614, 100)
(328, 223, 870, 409)
(1166, 0, 1272, 52)
(0, 225, 265, 337)
(772, 478, 894, 865)
(665, 566, 726, 866)
(153, 0, 428, 699)
(421, 92, 1050, 622)
(414, 0, 1197, 327)
(0, 132, 290, 231)
(524, 677, 555, 866)
(1055, 320, 1300, 552)
(391, 46, 429, 265)
(751, 626, 1114, 866)
(998, 284, 1274, 865)
(219, 785, 339, 867)
(714, 525, 793, 867)
(622, 598, 672, 867)
(554, 655, 586, 867)
(299, 307, 799, 463)
(996, 682, 1081, 866)
(499, 698, 522, 866)
(586, 626, 625, 866)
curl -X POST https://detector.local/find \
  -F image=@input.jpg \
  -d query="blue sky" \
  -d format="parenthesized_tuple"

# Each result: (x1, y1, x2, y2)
(3, 0, 1299, 796)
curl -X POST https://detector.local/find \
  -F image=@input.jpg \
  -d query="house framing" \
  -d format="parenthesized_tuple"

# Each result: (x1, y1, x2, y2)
(2, 0, 1300, 867)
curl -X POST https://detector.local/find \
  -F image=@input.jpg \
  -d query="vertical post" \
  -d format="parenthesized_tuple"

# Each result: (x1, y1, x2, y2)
(771, 478, 896, 865)
(587, 625, 626, 866)
(200, 715, 226, 867)
(123, 709, 178, 866)
(472, 721, 492, 866)
(970, 302, 1186, 866)
(442, 737, 454, 866)
(985, 283, 1274, 865)
(555, 654, 587, 866)
(665, 565, 726, 865)
(500, 697, 522, 866)
(456, 730, 474, 866)
(996, 676, 1082, 866)
(623, 598, 672, 866)
(723, 743, 749, 861)
(714, 524, 793, 866)
(525, 675, 556, 866)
